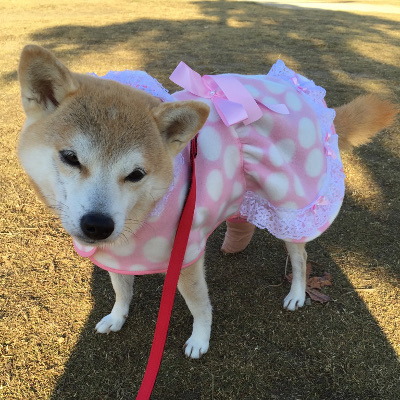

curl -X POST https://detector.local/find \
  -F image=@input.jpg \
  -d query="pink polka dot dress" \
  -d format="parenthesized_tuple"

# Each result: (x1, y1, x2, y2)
(74, 60, 345, 275)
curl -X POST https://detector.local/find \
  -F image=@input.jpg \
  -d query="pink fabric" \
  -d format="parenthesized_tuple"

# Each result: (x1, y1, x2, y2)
(74, 60, 345, 274)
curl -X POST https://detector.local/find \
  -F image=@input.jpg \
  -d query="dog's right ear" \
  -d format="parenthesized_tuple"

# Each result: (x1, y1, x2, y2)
(18, 45, 79, 122)
(153, 101, 210, 156)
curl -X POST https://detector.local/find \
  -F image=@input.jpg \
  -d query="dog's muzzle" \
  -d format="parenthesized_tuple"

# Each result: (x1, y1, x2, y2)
(80, 213, 115, 240)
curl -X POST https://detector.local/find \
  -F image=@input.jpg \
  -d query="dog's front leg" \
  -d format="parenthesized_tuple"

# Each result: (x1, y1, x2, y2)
(95, 272, 134, 333)
(178, 255, 212, 359)
(283, 242, 307, 311)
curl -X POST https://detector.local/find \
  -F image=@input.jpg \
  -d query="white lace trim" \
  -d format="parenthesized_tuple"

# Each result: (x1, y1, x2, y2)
(239, 60, 345, 241)
(149, 153, 185, 217)
(89, 70, 174, 103)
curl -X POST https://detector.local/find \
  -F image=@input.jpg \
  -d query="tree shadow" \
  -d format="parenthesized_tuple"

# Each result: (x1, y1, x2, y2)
(17, 1, 399, 398)
(49, 228, 400, 399)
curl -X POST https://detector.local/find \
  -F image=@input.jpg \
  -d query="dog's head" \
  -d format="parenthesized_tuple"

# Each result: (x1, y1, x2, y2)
(17, 45, 209, 246)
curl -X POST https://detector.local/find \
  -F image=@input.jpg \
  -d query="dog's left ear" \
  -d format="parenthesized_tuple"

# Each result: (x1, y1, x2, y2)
(18, 45, 79, 123)
(153, 101, 210, 156)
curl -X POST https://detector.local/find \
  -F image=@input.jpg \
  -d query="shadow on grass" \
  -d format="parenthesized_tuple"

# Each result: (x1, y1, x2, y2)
(49, 228, 400, 399)
(18, 1, 399, 398)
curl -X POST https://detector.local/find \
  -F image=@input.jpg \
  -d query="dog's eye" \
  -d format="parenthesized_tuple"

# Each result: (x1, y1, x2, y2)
(59, 150, 81, 168)
(125, 168, 146, 183)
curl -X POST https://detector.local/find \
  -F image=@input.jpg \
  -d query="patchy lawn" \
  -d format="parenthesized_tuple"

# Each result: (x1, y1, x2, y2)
(1, 0, 399, 399)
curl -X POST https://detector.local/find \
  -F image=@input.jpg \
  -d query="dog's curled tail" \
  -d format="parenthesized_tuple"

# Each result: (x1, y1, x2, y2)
(334, 94, 398, 150)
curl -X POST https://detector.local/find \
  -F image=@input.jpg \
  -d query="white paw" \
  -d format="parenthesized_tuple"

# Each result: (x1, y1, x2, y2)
(184, 335, 209, 359)
(283, 288, 306, 311)
(95, 313, 127, 334)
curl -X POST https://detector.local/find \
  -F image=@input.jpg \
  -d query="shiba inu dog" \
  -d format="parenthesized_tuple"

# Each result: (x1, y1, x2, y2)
(17, 45, 397, 359)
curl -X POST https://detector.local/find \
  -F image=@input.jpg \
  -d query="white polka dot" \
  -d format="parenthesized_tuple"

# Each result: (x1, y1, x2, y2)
(128, 264, 147, 272)
(281, 201, 298, 210)
(243, 144, 263, 164)
(200, 226, 212, 241)
(179, 183, 189, 208)
(224, 145, 241, 179)
(147, 213, 161, 223)
(276, 139, 296, 163)
(269, 138, 296, 167)
(254, 114, 274, 137)
(244, 84, 260, 98)
(193, 207, 209, 229)
(236, 124, 252, 138)
(261, 96, 279, 106)
(294, 174, 305, 197)
(143, 237, 171, 263)
(207, 107, 221, 123)
(224, 204, 240, 219)
(269, 144, 284, 167)
(265, 80, 286, 94)
(195, 98, 219, 123)
(206, 170, 223, 202)
(247, 170, 260, 183)
(217, 202, 228, 219)
(305, 149, 324, 177)
(95, 252, 120, 269)
(198, 126, 222, 161)
(199, 237, 207, 250)
(285, 91, 303, 111)
(298, 117, 316, 149)
(265, 172, 289, 202)
(113, 239, 136, 257)
(232, 181, 244, 200)
(185, 243, 200, 262)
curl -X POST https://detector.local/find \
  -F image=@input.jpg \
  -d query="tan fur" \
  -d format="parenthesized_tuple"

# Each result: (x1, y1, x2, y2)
(16, 45, 399, 359)
(18, 45, 79, 121)
(18, 45, 209, 221)
(335, 94, 398, 150)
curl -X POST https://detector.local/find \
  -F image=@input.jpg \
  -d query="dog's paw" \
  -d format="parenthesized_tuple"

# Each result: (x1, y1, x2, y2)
(95, 313, 127, 334)
(183, 335, 209, 359)
(283, 289, 306, 311)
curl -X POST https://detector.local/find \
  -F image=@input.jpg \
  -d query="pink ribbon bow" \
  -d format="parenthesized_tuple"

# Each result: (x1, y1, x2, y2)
(324, 132, 337, 159)
(312, 196, 329, 214)
(311, 195, 330, 225)
(170, 62, 288, 127)
(291, 76, 310, 94)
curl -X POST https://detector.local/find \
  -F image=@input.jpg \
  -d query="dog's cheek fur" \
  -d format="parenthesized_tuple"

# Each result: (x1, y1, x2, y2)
(18, 139, 58, 206)
(121, 164, 175, 234)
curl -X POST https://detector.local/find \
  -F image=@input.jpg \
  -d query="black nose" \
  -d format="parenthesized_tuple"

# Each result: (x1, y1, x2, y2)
(80, 213, 115, 240)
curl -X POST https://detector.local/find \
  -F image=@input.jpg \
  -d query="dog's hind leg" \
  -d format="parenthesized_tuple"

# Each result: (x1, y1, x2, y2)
(221, 218, 255, 254)
(95, 272, 135, 333)
(283, 242, 307, 311)
(178, 255, 212, 359)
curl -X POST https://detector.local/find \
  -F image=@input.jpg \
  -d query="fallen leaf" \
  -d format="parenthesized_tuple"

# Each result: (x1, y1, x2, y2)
(285, 261, 332, 304)
(307, 288, 331, 304)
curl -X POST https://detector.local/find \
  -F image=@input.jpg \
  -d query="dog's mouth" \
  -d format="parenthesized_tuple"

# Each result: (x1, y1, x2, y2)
(73, 238, 97, 257)
(73, 233, 119, 248)
(73, 235, 98, 246)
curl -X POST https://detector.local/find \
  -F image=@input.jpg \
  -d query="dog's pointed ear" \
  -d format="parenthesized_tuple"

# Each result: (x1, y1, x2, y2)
(18, 45, 79, 122)
(153, 101, 210, 156)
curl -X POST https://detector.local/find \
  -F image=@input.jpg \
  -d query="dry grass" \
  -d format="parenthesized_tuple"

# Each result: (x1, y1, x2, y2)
(1, 0, 399, 399)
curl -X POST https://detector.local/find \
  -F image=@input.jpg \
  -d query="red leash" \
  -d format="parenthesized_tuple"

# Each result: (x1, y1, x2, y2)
(135, 136, 198, 399)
